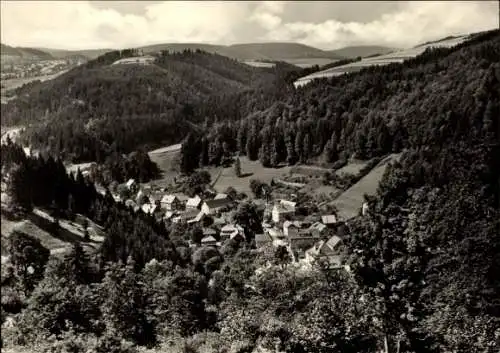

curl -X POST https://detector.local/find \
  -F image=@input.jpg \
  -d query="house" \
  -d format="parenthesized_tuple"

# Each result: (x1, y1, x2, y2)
(283, 221, 299, 237)
(186, 195, 202, 209)
(172, 209, 200, 224)
(126, 179, 137, 191)
(321, 215, 337, 226)
(201, 235, 217, 247)
(362, 202, 370, 216)
(161, 194, 182, 211)
(201, 198, 232, 215)
(309, 222, 327, 237)
(304, 235, 344, 269)
(272, 200, 296, 223)
(187, 211, 206, 225)
(289, 231, 321, 257)
(266, 227, 285, 240)
(221, 224, 245, 241)
(203, 228, 218, 237)
(164, 210, 177, 220)
(255, 233, 273, 249)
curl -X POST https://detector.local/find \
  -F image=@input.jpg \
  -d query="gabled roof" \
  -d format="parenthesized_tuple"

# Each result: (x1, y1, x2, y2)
(221, 224, 238, 232)
(161, 194, 178, 204)
(319, 235, 342, 255)
(255, 233, 272, 243)
(201, 235, 217, 243)
(214, 193, 228, 200)
(204, 198, 232, 209)
(280, 199, 296, 210)
(188, 211, 205, 223)
(309, 221, 327, 233)
(186, 195, 202, 207)
(173, 193, 190, 202)
(321, 215, 337, 225)
(203, 228, 217, 236)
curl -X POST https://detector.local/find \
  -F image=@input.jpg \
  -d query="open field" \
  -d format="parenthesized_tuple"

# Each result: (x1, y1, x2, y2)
(335, 160, 370, 177)
(294, 34, 470, 87)
(207, 156, 292, 196)
(1, 208, 104, 263)
(331, 153, 402, 221)
(1, 70, 68, 92)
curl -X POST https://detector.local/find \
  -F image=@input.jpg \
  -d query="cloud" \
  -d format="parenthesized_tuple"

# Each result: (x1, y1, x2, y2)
(0, 1, 497, 50)
(259, 1, 498, 48)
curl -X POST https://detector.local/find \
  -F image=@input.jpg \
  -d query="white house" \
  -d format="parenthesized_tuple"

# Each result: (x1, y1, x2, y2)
(201, 198, 232, 215)
(321, 214, 337, 226)
(221, 224, 245, 241)
(362, 202, 370, 216)
(272, 200, 296, 223)
(201, 235, 217, 247)
(186, 195, 202, 209)
(304, 235, 343, 269)
(283, 220, 299, 237)
(161, 194, 181, 211)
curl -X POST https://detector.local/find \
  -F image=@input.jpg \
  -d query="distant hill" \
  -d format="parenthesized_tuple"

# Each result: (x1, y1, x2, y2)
(1, 49, 282, 162)
(138, 42, 344, 66)
(1, 43, 54, 62)
(327, 45, 396, 59)
(1, 43, 113, 64)
(36, 47, 115, 60)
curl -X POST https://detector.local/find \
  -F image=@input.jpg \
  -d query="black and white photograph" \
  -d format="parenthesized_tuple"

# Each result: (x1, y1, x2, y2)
(1, 1, 499, 352)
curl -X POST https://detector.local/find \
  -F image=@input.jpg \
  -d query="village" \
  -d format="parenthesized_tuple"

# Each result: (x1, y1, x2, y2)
(94, 170, 371, 273)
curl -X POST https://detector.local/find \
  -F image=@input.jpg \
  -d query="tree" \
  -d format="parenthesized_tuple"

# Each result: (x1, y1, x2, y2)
(234, 157, 242, 177)
(232, 202, 263, 239)
(8, 232, 50, 292)
(63, 243, 92, 284)
(259, 141, 271, 168)
(101, 259, 156, 346)
(8, 161, 33, 212)
(274, 246, 290, 268)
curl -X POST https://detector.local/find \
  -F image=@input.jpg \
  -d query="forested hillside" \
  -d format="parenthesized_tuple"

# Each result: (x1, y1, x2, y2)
(1, 49, 295, 162)
(179, 30, 499, 172)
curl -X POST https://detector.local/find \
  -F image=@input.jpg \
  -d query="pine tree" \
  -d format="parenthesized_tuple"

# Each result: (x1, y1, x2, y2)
(234, 157, 242, 177)
(295, 130, 304, 163)
(302, 133, 312, 162)
(236, 122, 246, 155)
(8, 161, 33, 212)
(259, 141, 271, 168)
(270, 138, 280, 167)
(285, 130, 296, 165)
(324, 133, 338, 163)
(209, 138, 223, 166)
(64, 242, 91, 284)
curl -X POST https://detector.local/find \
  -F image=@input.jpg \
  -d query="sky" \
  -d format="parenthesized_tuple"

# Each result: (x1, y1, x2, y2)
(1, 1, 498, 51)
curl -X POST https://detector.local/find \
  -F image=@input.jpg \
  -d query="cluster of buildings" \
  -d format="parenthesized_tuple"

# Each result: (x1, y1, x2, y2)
(99, 177, 350, 272)
(257, 199, 347, 270)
